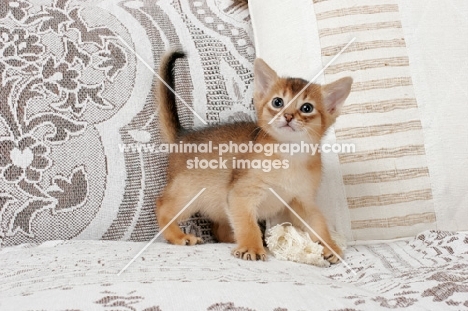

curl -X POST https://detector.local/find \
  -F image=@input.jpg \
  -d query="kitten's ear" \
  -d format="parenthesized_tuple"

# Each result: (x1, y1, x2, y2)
(254, 58, 278, 99)
(321, 77, 353, 116)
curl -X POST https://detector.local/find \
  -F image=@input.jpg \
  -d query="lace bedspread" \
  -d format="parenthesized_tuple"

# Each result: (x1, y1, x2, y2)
(1, 230, 467, 310)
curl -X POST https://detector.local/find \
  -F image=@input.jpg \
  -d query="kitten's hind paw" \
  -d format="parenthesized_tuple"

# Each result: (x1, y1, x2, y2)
(322, 243, 342, 264)
(232, 245, 267, 261)
(168, 234, 203, 246)
(324, 252, 340, 264)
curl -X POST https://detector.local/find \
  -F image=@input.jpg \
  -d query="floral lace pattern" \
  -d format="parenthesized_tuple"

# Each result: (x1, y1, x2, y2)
(0, 0, 132, 245)
(0, 0, 255, 246)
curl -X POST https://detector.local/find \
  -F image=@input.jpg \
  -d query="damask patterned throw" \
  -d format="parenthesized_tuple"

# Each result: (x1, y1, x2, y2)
(1, 230, 468, 310)
(0, 0, 254, 246)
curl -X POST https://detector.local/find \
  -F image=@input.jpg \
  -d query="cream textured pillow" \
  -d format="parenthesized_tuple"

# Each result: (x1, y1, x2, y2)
(250, 0, 468, 241)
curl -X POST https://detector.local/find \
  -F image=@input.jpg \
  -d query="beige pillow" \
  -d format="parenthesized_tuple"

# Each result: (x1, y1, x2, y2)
(250, 0, 468, 241)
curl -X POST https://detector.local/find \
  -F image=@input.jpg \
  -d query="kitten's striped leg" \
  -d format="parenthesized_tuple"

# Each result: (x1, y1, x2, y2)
(227, 186, 267, 261)
(288, 199, 343, 264)
(212, 219, 236, 243)
(155, 195, 203, 246)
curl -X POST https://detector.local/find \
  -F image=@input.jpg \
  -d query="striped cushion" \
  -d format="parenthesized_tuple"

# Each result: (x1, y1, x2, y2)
(317, 0, 435, 240)
(251, 0, 468, 241)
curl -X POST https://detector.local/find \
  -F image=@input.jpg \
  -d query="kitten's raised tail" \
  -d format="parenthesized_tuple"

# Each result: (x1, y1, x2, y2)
(157, 50, 185, 143)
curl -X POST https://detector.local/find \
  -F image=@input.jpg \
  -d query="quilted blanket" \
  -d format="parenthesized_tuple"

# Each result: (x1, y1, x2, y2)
(1, 230, 467, 310)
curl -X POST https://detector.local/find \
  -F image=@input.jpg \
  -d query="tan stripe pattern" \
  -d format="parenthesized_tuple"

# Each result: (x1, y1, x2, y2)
(347, 189, 433, 209)
(317, 4, 399, 20)
(352, 77, 412, 92)
(351, 212, 436, 229)
(322, 39, 406, 56)
(339, 145, 426, 164)
(343, 167, 429, 185)
(335, 120, 422, 140)
(313, 0, 436, 239)
(342, 98, 418, 115)
(319, 21, 402, 38)
(326, 57, 409, 74)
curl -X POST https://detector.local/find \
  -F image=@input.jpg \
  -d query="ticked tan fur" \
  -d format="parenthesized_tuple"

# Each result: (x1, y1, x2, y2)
(156, 51, 352, 263)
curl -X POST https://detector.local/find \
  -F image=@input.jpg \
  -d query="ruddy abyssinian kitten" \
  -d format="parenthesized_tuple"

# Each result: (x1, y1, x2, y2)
(156, 50, 352, 263)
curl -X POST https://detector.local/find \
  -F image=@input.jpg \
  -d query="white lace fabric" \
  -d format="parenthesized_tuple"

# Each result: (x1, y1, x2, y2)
(1, 230, 467, 310)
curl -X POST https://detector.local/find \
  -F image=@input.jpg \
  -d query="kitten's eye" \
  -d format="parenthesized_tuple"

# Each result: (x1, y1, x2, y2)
(300, 103, 314, 113)
(271, 97, 284, 108)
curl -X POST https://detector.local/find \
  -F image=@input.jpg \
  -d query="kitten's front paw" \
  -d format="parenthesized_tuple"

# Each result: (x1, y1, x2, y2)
(322, 243, 343, 264)
(168, 234, 203, 246)
(232, 245, 267, 261)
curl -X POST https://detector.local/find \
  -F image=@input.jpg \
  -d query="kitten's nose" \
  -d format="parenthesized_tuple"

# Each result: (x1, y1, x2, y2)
(284, 113, 293, 122)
